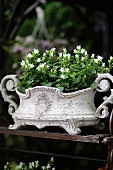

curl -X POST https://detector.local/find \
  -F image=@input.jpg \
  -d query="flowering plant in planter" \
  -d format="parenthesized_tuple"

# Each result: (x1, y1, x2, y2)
(4, 157, 55, 170)
(1, 45, 113, 135)
(18, 45, 113, 91)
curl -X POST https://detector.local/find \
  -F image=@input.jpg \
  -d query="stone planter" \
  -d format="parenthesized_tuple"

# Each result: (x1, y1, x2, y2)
(1, 73, 113, 135)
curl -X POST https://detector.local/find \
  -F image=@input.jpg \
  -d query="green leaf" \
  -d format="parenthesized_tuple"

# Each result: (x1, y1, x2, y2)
(90, 81, 97, 89)
(46, 82, 52, 87)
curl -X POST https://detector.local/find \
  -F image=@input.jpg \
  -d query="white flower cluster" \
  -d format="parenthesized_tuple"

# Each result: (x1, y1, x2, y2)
(4, 157, 55, 170)
(16, 162, 25, 170)
(19, 45, 113, 91)
(29, 160, 39, 169)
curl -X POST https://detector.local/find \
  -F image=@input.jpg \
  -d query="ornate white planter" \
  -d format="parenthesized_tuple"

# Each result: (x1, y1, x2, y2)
(1, 73, 113, 135)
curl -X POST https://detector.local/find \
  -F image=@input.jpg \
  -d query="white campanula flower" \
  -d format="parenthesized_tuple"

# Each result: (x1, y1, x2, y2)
(85, 51, 88, 55)
(29, 162, 33, 169)
(27, 53, 32, 58)
(35, 160, 39, 168)
(65, 68, 69, 72)
(73, 49, 77, 53)
(75, 54, 79, 58)
(63, 48, 67, 52)
(94, 58, 99, 63)
(110, 56, 113, 60)
(47, 164, 51, 169)
(59, 52, 62, 57)
(51, 157, 54, 161)
(91, 54, 95, 58)
(43, 53, 46, 56)
(97, 55, 103, 61)
(81, 56, 85, 60)
(81, 48, 86, 53)
(42, 166, 46, 170)
(51, 47, 56, 52)
(37, 58, 41, 62)
(60, 67, 65, 72)
(76, 45, 81, 50)
(67, 53, 71, 59)
(37, 63, 46, 71)
(17, 162, 23, 169)
(102, 62, 105, 67)
(20, 60, 25, 67)
(61, 74, 67, 79)
(52, 168, 55, 170)
(40, 63, 46, 68)
(29, 64, 34, 68)
(33, 48, 39, 54)
(63, 53, 67, 58)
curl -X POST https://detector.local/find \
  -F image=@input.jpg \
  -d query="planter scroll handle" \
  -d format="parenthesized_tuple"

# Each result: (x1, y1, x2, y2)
(0, 75, 19, 115)
(95, 73, 113, 119)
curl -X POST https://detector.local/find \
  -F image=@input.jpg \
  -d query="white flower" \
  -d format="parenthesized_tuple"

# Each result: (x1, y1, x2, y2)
(65, 68, 69, 72)
(29, 64, 34, 68)
(63, 53, 67, 58)
(81, 56, 85, 60)
(33, 48, 39, 54)
(110, 56, 113, 60)
(43, 53, 46, 56)
(42, 166, 46, 170)
(27, 53, 32, 58)
(76, 45, 81, 50)
(37, 58, 41, 62)
(85, 51, 88, 55)
(81, 48, 86, 53)
(91, 54, 95, 58)
(61, 74, 67, 79)
(60, 67, 65, 72)
(102, 62, 105, 67)
(40, 63, 46, 68)
(17, 162, 23, 168)
(97, 55, 103, 60)
(94, 58, 99, 63)
(63, 48, 67, 52)
(20, 60, 25, 67)
(73, 49, 77, 53)
(47, 164, 51, 169)
(75, 54, 79, 58)
(51, 157, 54, 161)
(67, 53, 71, 59)
(51, 47, 56, 51)
(59, 52, 62, 57)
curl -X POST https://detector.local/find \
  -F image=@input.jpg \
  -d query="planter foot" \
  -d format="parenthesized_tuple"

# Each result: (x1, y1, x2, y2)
(9, 122, 21, 130)
(65, 127, 81, 135)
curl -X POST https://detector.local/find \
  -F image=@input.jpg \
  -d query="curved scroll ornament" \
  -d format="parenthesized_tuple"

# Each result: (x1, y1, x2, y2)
(0, 75, 19, 115)
(95, 73, 113, 118)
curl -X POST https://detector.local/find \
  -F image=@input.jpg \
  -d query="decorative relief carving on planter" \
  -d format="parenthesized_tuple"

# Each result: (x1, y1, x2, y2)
(0, 75, 19, 115)
(1, 73, 113, 135)
(95, 73, 113, 118)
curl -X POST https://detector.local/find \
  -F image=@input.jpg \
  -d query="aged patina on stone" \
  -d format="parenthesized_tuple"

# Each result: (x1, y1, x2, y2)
(0, 73, 113, 135)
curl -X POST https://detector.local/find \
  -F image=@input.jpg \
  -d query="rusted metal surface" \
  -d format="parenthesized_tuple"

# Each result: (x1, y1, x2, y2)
(0, 126, 109, 143)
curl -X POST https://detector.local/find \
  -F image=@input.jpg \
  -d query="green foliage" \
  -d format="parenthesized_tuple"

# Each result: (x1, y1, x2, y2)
(18, 18, 36, 37)
(4, 157, 55, 170)
(18, 45, 113, 91)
